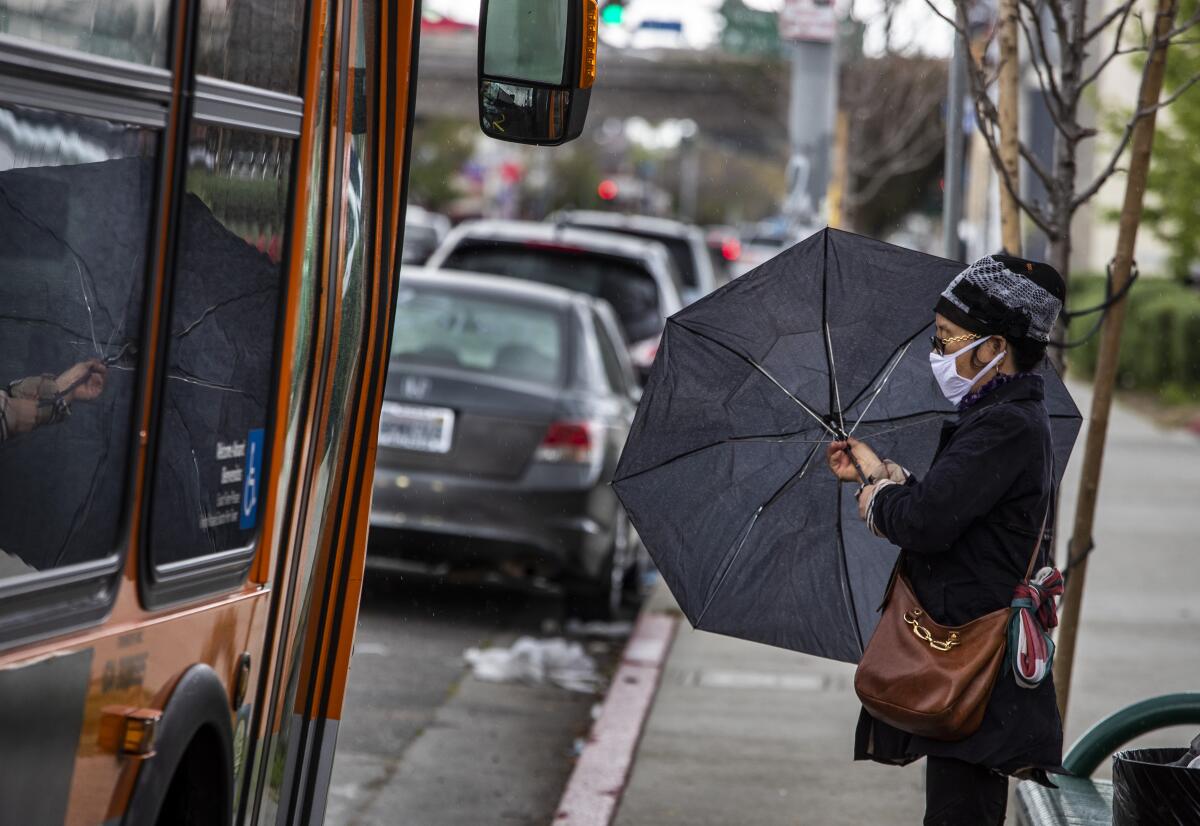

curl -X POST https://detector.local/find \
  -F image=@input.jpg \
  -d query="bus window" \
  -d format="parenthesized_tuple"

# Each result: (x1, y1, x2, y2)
(195, 0, 307, 94)
(0, 103, 156, 578)
(147, 126, 292, 571)
(0, 0, 170, 66)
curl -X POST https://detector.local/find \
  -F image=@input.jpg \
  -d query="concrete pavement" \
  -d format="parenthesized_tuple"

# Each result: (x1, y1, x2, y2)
(326, 576, 629, 826)
(606, 381, 1200, 825)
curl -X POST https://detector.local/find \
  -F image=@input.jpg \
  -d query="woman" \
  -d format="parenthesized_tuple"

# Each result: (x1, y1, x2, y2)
(826, 254, 1066, 826)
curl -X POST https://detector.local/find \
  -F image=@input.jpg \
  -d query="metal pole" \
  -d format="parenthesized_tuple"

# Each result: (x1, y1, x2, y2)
(786, 40, 837, 224)
(943, 25, 967, 260)
(1053, 0, 1178, 722)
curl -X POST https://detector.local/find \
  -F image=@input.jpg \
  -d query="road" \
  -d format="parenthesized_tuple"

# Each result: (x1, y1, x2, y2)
(325, 568, 633, 826)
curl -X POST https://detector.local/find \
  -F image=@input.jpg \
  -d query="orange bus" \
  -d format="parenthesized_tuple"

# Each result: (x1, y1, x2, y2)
(0, 0, 595, 824)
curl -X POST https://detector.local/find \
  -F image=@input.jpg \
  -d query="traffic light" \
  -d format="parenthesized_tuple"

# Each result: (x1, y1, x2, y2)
(600, 0, 625, 25)
(597, 179, 618, 200)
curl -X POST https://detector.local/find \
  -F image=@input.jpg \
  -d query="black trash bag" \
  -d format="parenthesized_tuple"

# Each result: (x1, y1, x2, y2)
(1112, 742, 1200, 826)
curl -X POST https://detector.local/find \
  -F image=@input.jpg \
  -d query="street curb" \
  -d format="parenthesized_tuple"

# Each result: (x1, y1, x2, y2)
(553, 605, 680, 825)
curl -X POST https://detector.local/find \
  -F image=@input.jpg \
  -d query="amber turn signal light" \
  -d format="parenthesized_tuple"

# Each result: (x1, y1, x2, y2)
(580, 0, 598, 89)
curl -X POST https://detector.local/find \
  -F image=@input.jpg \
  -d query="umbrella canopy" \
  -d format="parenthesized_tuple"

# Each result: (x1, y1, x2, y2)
(612, 228, 1081, 663)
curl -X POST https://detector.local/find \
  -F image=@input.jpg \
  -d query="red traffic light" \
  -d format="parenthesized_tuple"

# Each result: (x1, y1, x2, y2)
(597, 179, 618, 201)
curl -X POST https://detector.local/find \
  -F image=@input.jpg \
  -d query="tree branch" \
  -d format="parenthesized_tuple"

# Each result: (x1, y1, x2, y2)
(1085, 0, 1137, 43)
(923, 0, 970, 38)
(1078, 0, 1136, 91)
(1017, 0, 1068, 111)
(971, 97, 1058, 234)
(1017, 11, 1075, 135)
(1069, 18, 1176, 211)
(1145, 68, 1200, 112)
(845, 136, 944, 207)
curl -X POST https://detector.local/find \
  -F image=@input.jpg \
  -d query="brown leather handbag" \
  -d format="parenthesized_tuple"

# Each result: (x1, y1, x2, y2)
(853, 507, 1050, 742)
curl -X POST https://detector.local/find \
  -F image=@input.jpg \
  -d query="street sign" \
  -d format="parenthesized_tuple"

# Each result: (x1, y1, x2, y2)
(719, 0, 782, 57)
(779, 0, 837, 43)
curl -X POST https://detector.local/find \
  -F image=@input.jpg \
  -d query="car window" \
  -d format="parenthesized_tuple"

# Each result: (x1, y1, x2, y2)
(592, 310, 628, 396)
(440, 242, 664, 343)
(401, 225, 441, 264)
(391, 286, 566, 387)
(569, 224, 698, 290)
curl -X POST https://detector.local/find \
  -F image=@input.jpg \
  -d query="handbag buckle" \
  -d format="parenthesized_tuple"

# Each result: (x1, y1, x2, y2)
(903, 609, 960, 651)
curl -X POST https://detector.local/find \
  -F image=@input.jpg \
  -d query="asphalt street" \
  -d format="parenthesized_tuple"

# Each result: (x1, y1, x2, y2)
(326, 568, 632, 826)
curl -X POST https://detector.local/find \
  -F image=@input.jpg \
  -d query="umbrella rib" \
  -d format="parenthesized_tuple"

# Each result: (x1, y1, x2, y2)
(848, 341, 913, 438)
(613, 428, 829, 485)
(750, 361, 839, 437)
(693, 440, 826, 628)
(673, 321, 837, 437)
(842, 324, 928, 412)
(852, 412, 949, 441)
(824, 321, 847, 436)
(834, 482, 867, 655)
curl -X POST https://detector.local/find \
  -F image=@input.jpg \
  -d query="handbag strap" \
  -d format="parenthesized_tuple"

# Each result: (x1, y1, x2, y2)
(1022, 495, 1053, 582)
(878, 489, 1053, 612)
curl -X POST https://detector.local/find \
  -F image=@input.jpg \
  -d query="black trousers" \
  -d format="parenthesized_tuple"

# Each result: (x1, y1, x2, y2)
(924, 757, 1008, 826)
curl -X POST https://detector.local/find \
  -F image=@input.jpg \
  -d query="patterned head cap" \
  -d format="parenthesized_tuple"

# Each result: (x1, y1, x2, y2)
(934, 254, 1065, 343)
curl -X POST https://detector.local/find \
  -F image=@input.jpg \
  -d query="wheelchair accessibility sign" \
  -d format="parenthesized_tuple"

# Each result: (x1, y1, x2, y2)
(240, 428, 265, 530)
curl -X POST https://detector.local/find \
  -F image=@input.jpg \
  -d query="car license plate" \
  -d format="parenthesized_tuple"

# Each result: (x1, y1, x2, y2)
(379, 403, 455, 453)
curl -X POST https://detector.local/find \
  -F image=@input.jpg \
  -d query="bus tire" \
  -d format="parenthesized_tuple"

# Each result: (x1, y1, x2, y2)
(123, 664, 234, 826)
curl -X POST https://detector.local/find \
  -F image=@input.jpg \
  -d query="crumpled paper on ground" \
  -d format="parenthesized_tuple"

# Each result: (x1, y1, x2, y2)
(464, 637, 603, 694)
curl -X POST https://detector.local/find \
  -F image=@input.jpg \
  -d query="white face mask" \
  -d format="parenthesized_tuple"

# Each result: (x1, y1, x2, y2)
(929, 336, 1007, 405)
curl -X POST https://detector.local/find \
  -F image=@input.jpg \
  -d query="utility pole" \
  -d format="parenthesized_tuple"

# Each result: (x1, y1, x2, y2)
(1053, 0, 1178, 722)
(943, 7, 967, 260)
(781, 0, 838, 227)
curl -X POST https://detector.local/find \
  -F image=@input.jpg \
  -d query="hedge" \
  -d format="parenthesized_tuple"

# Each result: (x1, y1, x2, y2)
(1064, 273, 1200, 404)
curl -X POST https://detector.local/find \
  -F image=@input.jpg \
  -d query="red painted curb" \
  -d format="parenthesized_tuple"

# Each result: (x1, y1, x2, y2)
(553, 611, 680, 826)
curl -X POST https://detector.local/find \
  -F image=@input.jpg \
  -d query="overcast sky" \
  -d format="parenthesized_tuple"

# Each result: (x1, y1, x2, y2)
(424, 0, 953, 57)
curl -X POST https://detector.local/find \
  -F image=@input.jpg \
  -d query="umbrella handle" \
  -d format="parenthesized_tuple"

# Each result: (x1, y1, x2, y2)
(843, 444, 871, 485)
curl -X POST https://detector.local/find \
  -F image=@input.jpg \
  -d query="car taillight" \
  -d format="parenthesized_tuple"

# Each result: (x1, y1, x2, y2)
(630, 337, 659, 369)
(535, 421, 594, 464)
(721, 238, 742, 261)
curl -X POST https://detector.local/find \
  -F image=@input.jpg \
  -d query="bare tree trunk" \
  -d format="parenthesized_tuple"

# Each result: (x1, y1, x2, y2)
(1053, 0, 1178, 724)
(1048, 221, 1071, 372)
(828, 109, 849, 229)
(998, 0, 1022, 255)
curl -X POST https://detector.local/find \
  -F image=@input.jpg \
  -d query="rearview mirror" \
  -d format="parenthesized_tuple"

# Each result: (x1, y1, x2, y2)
(478, 0, 597, 145)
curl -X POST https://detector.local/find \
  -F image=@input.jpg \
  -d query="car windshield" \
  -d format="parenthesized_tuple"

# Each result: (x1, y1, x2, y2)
(442, 242, 664, 342)
(391, 286, 566, 387)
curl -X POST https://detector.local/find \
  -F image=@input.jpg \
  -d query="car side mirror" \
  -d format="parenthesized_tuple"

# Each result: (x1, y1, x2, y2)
(477, 0, 597, 145)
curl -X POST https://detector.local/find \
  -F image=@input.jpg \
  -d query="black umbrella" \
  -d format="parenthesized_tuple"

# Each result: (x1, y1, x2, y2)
(612, 228, 1081, 663)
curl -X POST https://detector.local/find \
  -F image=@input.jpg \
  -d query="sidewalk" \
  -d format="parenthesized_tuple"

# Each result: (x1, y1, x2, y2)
(609, 382, 1200, 825)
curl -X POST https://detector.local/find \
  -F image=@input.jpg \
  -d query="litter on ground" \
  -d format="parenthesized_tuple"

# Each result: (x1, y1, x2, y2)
(463, 637, 604, 694)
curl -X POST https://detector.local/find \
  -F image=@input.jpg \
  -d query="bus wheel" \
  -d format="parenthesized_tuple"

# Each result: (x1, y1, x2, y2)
(155, 726, 229, 826)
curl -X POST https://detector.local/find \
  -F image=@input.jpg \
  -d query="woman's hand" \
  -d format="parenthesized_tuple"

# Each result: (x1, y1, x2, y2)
(56, 359, 107, 403)
(825, 437, 884, 483)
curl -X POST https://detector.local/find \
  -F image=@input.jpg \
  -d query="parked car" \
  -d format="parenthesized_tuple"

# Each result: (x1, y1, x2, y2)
(369, 268, 644, 618)
(401, 205, 451, 264)
(425, 219, 683, 383)
(549, 210, 717, 304)
(733, 219, 821, 277)
(704, 224, 742, 285)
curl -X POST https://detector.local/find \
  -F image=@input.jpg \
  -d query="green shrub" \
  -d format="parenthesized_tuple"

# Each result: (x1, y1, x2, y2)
(1062, 273, 1200, 404)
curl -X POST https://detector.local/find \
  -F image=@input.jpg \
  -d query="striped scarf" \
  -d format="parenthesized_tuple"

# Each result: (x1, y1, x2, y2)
(1008, 566, 1064, 688)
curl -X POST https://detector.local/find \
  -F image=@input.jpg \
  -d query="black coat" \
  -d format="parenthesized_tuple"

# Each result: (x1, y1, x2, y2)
(854, 373, 1063, 778)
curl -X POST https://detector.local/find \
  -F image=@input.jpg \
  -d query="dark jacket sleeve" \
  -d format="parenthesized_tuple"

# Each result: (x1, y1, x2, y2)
(869, 408, 1033, 553)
